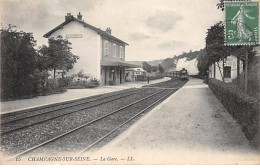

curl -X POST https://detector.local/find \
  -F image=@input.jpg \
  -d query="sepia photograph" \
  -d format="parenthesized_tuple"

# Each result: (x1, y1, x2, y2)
(0, 0, 259, 165)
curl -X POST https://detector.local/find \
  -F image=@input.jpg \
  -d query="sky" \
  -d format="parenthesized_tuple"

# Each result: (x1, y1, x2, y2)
(1, 0, 223, 61)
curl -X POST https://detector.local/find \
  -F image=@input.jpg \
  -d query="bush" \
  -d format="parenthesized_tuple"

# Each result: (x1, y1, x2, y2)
(149, 75, 163, 80)
(0, 27, 69, 101)
(67, 78, 99, 89)
(108, 81, 116, 86)
(89, 79, 99, 87)
(1, 27, 39, 101)
(136, 75, 146, 81)
(39, 78, 67, 96)
(136, 75, 163, 81)
(208, 79, 260, 148)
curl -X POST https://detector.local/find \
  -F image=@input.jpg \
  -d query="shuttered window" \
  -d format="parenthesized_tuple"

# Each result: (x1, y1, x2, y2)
(120, 46, 123, 60)
(104, 40, 108, 56)
(113, 43, 116, 58)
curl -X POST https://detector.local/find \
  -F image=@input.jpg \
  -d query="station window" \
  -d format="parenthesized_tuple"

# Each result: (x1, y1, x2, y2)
(104, 40, 108, 56)
(224, 66, 231, 78)
(120, 46, 123, 60)
(113, 43, 116, 58)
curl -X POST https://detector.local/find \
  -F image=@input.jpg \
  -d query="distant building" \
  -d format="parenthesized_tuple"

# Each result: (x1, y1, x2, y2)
(165, 67, 176, 77)
(47, 70, 64, 79)
(43, 13, 138, 85)
(125, 68, 146, 82)
(208, 55, 243, 83)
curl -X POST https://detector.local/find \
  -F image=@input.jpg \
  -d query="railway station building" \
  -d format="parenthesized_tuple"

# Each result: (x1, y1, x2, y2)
(208, 55, 244, 83)
(43, 13, 138, 85)
(125, 68, 146, 82)
(208, 46, 260, 83)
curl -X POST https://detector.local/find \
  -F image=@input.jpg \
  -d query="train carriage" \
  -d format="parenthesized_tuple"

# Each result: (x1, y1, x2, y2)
(172, 71, 180, 78)
(167, 68, 188, 80)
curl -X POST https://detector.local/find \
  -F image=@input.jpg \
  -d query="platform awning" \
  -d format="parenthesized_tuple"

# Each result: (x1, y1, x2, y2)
(101, 61, 140, 68)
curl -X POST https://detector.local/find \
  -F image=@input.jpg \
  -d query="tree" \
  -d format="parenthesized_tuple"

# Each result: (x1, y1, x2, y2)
(1, 25, 39, 99)
(216, 0, 225, 11)
(77, 70, 84, 79)
(77, 69, 89, 80)
(206, 22, 230, 64)
(205, 21, 255, 81)
(206, 22, 255, 64)
(142, 61, 152, 73)
(196, 49, 208, 76)
(38, 35, 79, 78)
(158, 64, 164, 74)
(151, 66, 157, 72)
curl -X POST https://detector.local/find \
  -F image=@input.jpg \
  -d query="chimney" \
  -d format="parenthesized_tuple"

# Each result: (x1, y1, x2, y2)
(65, 13, 74, 22)
(106, 27, 111, 34)
(77, 12, 82, 20)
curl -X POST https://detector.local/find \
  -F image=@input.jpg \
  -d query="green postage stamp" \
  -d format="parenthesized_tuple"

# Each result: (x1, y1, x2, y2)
(225, 1, 259, 45)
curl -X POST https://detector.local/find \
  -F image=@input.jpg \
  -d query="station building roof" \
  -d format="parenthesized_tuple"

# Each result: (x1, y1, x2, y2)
(101, 61, 140, 68)
(43, 15, 128, 46)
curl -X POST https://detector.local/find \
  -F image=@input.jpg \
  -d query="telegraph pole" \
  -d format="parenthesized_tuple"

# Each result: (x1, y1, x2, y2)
(237, 55, 240, 86)
(244, 46, 248, 92)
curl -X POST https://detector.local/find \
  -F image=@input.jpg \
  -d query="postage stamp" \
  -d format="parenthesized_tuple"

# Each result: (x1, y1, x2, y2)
(225, 1, 259, 45)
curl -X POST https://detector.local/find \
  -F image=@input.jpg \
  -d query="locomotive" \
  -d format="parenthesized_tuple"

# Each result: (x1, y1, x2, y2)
(179, 68, 188, 80)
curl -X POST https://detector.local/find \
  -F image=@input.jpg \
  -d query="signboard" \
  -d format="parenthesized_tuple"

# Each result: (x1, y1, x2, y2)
(66, 34, 82, 38)
(225, 1, 259, 45)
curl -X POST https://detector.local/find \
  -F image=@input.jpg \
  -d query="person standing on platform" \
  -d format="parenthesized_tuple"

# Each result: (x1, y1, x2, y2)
(147, 75, 150, 84)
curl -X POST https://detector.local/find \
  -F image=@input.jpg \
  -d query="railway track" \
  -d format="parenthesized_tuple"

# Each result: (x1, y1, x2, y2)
(1, 88, 150, 134)
(1, 88, 138, 124)
(77, 89, 176, 156)
(143, 78, 187, 88)
(1, 79, 188, 160)
(1, 88, 159, 155)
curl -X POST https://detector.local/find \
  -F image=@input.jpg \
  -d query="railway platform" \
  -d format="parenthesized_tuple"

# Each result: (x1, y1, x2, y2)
(92, 78, 259, 164)
(0, 77, 170, 113)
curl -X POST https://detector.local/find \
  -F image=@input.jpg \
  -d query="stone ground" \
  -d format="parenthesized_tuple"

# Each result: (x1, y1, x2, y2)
(0, 77, 170, 113)
(89, 78, 260, 164)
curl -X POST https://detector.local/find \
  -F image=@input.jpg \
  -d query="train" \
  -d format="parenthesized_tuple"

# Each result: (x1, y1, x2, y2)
(166, 68, 189, 80)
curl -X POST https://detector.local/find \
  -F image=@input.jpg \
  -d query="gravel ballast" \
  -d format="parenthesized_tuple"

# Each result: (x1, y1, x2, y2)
(2, 79, 188, 158)
(1, 88, 160, 156)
